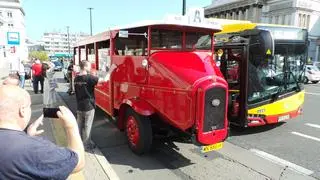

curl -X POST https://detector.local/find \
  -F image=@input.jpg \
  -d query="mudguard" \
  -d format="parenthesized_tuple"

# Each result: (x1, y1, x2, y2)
(117, 98, 155, 130)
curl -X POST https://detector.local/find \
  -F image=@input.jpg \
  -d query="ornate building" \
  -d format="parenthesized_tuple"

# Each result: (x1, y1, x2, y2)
(205, 0, 320, 62)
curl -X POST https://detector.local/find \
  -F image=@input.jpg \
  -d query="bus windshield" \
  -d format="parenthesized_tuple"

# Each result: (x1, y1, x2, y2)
(151, 29, 212, 50)
(248, 43, 307, 104)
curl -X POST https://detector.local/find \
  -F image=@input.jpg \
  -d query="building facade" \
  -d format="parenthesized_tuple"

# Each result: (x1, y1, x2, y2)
(39, 31, 89, 58)
(0, 0, 26, 73)
(205, 0, 320, 62)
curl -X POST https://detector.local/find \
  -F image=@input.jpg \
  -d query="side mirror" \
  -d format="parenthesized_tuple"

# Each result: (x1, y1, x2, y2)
(142, 59, 148, 68)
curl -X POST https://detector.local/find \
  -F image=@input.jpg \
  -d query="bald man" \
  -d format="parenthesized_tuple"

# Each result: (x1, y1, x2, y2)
(0, 85, 85, 179)
(3, 74, 20, 86)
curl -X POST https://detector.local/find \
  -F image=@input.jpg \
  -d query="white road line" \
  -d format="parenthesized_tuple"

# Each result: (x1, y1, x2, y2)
(305, 123, 320, 129)
(250, 149, 314, 176)
(93, 147, 120, 180)
(292, 131, 320, 143)
(305, 92, 320, 96)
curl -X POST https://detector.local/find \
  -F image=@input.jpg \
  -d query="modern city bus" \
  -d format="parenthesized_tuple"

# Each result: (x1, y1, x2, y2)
(206, 20, 308, 128)
(73, 15, 229, 154)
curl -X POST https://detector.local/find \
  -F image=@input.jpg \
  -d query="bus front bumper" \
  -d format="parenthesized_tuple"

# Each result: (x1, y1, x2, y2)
(247, 106, 303, 127)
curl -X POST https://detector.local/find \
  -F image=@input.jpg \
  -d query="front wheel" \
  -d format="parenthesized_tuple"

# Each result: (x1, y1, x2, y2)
(125, 108, 152, 155)
(312, 81, 319, 84)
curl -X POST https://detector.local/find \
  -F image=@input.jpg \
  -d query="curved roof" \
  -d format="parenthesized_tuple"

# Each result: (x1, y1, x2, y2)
(75, 17, 222, 47)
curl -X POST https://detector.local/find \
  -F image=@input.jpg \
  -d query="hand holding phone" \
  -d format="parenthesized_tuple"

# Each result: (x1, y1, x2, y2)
(43, 108, 59, 118)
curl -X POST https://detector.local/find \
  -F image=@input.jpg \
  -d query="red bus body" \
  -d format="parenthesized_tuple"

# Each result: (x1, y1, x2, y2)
(73, 20, 228, 153)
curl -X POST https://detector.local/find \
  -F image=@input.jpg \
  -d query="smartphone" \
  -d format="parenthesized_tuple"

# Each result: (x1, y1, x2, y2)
(43, 108, 59, 118)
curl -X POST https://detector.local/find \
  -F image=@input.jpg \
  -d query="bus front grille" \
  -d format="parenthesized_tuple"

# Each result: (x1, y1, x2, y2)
(203, 87, 226, 132)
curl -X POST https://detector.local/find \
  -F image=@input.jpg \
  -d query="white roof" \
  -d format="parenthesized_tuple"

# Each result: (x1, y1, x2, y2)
(112, 15, 222, 32)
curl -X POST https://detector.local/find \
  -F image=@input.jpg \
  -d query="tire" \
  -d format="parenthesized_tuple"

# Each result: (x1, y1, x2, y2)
(304, 76, 309, 84)
(312, 81, 319, 84)
(125, 107, 152, 155)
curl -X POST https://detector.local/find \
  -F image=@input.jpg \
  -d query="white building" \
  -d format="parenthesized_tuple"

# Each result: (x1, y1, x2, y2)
(39, 31, 89, 58)
(205, 0, 320, 62)
(0, 0, 27, 73)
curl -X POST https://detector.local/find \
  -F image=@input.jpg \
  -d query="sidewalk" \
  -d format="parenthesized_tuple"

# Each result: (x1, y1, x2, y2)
(25, 82, 110, 180)
(53, 79, 111, 180)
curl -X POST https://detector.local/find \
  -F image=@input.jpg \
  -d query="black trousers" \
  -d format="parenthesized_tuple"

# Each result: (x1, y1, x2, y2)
(33, 75, 44, 94)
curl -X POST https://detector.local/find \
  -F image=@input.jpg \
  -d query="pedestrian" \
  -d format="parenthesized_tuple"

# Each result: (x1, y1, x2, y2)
(31, 59, 44, 94)
(18, 60, 26, 88)
(0, 85, 85, 179)
(74, 60, 107, 150)
(42, 62, 58, 107)
(67, 61, 75, 95)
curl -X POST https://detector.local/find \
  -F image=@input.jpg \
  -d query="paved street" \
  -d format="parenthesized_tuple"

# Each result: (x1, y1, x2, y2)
(228, 83, 320, 179)
(53, 71, 318, 180)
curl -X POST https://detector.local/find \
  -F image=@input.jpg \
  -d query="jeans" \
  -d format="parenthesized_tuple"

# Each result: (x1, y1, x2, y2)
(77, 109, 95, 145)
(33, 75, 44, 94)
(19, 74, 25, 88)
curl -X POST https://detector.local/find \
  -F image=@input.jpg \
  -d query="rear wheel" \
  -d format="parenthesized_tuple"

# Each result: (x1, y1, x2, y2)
(312, 81, 319, 84)
(125, 108, 152, 155)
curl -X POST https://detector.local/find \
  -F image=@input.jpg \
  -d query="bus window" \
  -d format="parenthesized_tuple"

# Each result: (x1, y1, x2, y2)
(151, 29, 182, 49)
(186, 32, 211, 50)
(115, 28, 148, 56)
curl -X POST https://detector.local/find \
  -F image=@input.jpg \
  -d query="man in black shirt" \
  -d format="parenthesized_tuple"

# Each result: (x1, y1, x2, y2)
(0, 85, 85, 179)
(74, 60, 104, 150)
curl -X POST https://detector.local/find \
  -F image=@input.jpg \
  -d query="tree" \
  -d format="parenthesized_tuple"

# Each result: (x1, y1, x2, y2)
(29, 51, 49, 62)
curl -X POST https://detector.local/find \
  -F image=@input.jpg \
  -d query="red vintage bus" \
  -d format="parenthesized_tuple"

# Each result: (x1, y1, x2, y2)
(73, 15, 228, 154)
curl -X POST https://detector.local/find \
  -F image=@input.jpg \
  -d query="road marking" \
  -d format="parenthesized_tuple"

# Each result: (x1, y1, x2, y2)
(305, 123, 320, 129)
(93, 147, 120, 180)
(292, 131, 320, 143)
(250, 149, 314, 176)
(305, 92, 320, 96)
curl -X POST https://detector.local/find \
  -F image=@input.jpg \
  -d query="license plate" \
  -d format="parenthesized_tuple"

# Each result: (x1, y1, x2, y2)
(278, 114, 290, 122)
(201, 142, 223, 153)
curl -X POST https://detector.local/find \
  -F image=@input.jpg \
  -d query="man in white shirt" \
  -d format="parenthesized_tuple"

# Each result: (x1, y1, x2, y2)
(18, 60, 25, 88)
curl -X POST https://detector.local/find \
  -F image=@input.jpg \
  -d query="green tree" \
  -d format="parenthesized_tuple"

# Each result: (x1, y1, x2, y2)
(29, 51, 49, 62)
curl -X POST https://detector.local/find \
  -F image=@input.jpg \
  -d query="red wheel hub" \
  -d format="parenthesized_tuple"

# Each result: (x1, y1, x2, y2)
(126, 116, 140, 147)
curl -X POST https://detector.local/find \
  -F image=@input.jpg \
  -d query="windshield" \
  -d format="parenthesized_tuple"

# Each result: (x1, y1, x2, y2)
(248, 43, 307, 104)
(307, 66, 320, 71)
(53, 61, 62, 66)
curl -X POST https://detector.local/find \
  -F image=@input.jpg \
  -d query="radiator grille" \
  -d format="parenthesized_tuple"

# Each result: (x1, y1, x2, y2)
(203, 87, 226, 132)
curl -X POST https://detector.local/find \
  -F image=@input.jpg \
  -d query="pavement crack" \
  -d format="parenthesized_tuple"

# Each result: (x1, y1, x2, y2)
(278, 166, 288, 180)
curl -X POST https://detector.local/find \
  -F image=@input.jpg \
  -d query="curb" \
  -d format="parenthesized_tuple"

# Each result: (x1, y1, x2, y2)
(219, 142, 317, 180)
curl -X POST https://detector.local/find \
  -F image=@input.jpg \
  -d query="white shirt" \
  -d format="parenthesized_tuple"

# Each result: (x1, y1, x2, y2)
(19, 63, 25, 75)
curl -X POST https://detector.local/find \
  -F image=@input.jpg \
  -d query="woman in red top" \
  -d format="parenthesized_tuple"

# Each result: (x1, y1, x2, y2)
(31, 59, 44, 94)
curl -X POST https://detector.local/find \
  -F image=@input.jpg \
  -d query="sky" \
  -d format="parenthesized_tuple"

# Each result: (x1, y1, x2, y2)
(22, 0, 212, 41)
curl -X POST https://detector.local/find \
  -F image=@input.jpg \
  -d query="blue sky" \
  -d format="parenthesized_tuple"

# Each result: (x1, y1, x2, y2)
(22, 0, 212, 41)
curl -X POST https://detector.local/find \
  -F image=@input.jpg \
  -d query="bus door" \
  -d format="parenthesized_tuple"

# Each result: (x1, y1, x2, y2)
(217, 46, 248, 127)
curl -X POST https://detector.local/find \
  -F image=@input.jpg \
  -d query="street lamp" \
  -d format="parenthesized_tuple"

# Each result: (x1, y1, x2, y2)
(182, 0, 186, 15)
(66, 26, 71, 59)
(88, 7, 93, 36)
